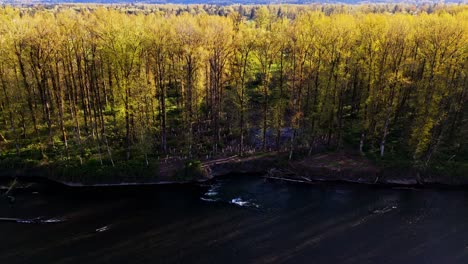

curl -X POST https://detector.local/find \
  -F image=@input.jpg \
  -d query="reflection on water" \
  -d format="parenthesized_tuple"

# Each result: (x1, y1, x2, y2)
(1, 175, 468, 264)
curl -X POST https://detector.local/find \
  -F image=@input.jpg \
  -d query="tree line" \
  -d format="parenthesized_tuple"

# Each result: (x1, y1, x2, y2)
(0, 5, 466, 173)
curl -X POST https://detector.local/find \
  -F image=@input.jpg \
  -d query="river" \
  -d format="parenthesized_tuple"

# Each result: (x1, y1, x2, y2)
(1, 175, 468, 263)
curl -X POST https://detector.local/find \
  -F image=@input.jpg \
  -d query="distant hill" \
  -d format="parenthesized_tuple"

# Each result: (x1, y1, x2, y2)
(1, 0, 467, 5)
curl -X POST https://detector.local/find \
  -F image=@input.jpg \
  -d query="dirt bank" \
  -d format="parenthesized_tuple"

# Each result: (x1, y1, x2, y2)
(203, 151, 468, 187)
(0, 151, 466, 188)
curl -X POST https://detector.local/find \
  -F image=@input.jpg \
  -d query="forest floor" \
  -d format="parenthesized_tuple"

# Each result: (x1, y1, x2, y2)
(296, 151, 379, 174)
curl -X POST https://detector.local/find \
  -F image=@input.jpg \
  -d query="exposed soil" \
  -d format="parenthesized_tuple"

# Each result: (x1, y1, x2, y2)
(203, 151, 468, 187)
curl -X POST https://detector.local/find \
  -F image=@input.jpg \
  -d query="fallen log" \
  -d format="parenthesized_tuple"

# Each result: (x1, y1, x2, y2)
(263, 175, 316, 184)
(0, 217, 20, 222)
(0, 217, 63, 224)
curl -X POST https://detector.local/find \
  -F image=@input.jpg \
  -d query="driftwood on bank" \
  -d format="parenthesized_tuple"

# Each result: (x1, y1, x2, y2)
(201, 155, 239, 167)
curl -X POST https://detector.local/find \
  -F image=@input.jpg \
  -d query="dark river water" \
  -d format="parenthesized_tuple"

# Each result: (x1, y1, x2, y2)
(1, 175, 468, 264)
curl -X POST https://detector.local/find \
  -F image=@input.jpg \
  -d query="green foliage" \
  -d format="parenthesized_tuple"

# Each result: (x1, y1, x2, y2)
(175, 160, 204, 181)
(0, 5, 466, 181)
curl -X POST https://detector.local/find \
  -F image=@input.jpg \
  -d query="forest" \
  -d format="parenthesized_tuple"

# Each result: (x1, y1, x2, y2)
(0, 4, 466, 179)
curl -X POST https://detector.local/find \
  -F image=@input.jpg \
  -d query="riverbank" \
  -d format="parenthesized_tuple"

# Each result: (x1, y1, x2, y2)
(204, 151, 468, 187)
(0, 150, 466, 188)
